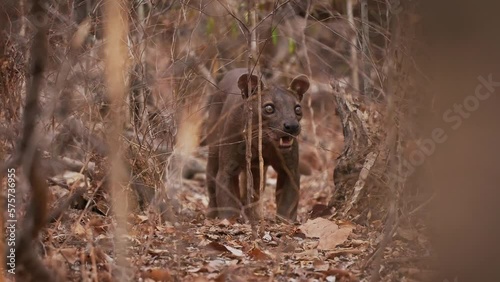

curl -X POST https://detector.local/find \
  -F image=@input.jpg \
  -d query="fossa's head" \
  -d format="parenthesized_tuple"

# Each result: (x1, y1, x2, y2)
(237, 73, 310, 150)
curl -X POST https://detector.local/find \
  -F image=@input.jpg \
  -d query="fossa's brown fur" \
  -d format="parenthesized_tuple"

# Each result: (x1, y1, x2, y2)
(206, 68, 309, 221)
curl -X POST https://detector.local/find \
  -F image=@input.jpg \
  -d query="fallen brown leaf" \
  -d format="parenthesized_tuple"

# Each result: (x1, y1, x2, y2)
(317, 225, 354, 250)
(294, 249, 319, 260)
(205, 241, 244, 257)
(300, 218, 339, 238)
(313, 259, 330, 271)
(326, 248, 362, 259)
(206, 259, 225, 272)
(299, 218, 355, 250)
(247, 246, 271, 261)
(205, 241, 228, 253)
(141, 268, 172, 282)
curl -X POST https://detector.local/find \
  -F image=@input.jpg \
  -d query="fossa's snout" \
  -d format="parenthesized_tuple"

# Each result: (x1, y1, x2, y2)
(283, 121, 300, 135)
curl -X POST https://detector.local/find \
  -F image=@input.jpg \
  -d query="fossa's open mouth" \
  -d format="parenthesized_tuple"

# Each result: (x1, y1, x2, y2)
(279, 136, 294, 148)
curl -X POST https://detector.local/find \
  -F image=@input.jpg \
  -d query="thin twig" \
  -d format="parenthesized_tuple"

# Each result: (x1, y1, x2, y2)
(245, 0, 256, 233)
(360, 0, 371, 96)
(254, 2, 265, 229)
(347, 0, 359, 92)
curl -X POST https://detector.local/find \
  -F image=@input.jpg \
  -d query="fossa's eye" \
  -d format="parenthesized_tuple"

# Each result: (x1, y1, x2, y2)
(264, 104, 275, 114)
(295, 105, 302, 115)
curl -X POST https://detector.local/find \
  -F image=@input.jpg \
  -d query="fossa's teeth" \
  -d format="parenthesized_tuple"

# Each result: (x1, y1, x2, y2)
(280, 137, 293, 147)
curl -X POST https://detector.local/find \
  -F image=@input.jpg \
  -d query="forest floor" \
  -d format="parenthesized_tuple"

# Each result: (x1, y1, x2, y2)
(2, 107, 432, 282)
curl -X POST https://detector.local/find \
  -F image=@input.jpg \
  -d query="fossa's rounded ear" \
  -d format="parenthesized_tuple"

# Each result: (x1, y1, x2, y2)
(237, 73, 263, 99)
(289, 75, 310, 101)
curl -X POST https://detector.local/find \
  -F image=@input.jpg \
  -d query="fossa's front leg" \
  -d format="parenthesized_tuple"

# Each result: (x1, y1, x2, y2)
(206, 145, 219, 218)
(273, 145, 300, 221)
(216, 144, 244, 219)
(241, 165, 268, 220)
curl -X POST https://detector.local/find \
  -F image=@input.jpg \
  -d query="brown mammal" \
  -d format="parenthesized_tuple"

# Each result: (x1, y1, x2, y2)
(206, 68, 310, 221)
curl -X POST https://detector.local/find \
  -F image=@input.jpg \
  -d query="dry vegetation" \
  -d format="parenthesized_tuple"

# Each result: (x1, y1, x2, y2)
(0, 0, 442, 281)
